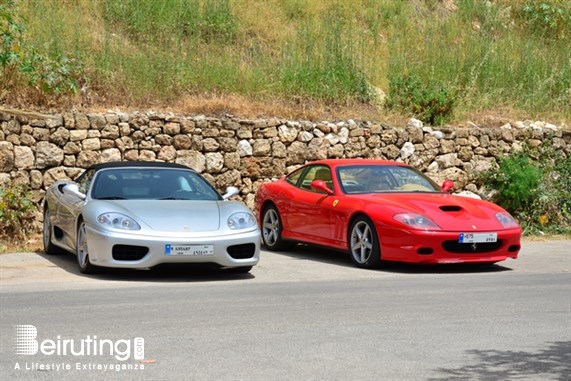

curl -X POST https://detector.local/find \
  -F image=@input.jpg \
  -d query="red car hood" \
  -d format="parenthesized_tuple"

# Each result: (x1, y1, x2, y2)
(357, 193, 509, 231)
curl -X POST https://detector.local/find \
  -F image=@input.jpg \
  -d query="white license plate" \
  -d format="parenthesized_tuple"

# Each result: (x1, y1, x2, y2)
(165, 244, 214, 256)
(458, 233, 497, 243)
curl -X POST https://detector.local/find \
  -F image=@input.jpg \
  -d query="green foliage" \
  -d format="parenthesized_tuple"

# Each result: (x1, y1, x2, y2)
(481, 147, 571, 234)
(387, 0, 571, 119)
(279, 8, 373, 103)
(0, 0, 25, 67)
(283, 0, 309, 21)
(103, 0, 237, 44)
(19, 50, 82, 94)
(103, 0, 199, 43)
(3, 1, 571, 120)
(0, 0, 81, 94)
(483, 153, 541, 213)
(200, 0, 238, 43)
(529, 150, 571, 233)
(385, 73, 457, 125)
(517, 0, 571, 39)
(0, 184, 37, 242)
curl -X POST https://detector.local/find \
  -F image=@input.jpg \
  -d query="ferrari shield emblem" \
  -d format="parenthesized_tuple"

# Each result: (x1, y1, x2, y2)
(333, 200, 339, 207)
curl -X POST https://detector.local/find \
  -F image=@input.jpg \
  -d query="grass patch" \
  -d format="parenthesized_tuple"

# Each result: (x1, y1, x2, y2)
(1, 0, 570, 123)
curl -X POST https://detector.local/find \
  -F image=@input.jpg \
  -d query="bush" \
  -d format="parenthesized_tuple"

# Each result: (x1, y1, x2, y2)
(480, 147, 571, 234)
(0, 184, 37, 242)
(0, 0, 81, 95)
(516, 0, 571, 39)
(385, 72, 457, 125)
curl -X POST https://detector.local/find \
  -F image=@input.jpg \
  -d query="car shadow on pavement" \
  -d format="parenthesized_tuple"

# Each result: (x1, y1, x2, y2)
(269, 243, 513, 274)
(36, 250, 256, 282)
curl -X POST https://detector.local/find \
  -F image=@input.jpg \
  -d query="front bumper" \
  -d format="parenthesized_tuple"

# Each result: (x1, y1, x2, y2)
(378, 226, 521, 264)
(85, 225, 261, 269)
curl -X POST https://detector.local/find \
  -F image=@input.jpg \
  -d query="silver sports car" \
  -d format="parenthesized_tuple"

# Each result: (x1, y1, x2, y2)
(43, 161, 261, 274)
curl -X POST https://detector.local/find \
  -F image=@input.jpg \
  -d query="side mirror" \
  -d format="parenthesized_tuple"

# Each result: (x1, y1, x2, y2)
(310, 180, 334, 195)
(63, 183, 86, 200)
(441, 179, 454, 193)
(222, 186, 240, 200)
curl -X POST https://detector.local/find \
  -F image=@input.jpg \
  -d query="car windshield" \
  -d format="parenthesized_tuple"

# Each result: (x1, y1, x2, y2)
(91, 168, 221, 201)
(337, 165, 441, 194)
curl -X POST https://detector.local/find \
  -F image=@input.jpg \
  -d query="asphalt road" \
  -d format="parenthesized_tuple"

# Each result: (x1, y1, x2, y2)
(1, 239, 570, 381)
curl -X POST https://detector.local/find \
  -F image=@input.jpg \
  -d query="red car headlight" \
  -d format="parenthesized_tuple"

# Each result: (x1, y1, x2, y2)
(393, 213, 441, 230)
(495, 212, 519, 228)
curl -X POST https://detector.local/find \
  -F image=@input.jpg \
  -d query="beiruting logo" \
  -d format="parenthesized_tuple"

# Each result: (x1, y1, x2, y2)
(15, 325, 144, 362)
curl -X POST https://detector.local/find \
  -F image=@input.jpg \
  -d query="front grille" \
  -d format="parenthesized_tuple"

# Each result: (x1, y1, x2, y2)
(112, 245, 149, 261)
(442, 240, 503, 254)
(227, 243, 256, 259)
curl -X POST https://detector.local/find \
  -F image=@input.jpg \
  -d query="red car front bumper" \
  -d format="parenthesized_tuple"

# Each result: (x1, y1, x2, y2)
(378, 226, 521, 264)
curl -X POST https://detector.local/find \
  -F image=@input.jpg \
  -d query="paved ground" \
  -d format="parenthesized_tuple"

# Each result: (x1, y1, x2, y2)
(1, 239, 570, 292)
(1, 239, 570, 380)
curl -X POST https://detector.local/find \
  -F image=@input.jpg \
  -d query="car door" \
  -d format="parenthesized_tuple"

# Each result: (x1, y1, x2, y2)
(57, 169, 94, 249)
(285, 165, 334, 243)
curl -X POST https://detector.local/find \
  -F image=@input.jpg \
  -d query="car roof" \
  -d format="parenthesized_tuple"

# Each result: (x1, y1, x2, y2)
(88, 161, 193, 172)
(307, 159, 408, 167)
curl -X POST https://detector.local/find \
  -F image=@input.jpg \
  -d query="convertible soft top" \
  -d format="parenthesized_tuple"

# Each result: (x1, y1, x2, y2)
(88, 161, 193, 171)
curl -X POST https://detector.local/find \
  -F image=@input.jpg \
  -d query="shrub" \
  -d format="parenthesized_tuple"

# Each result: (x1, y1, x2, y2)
(531, 151, 571, 232)
(516, 0, 571, 39)
(385, 72, 457, 125)
(0, 184, 37, 242)
(0, 0, 81, 95)
(483, 153, 541, 214)
(480, 147, 571, 234)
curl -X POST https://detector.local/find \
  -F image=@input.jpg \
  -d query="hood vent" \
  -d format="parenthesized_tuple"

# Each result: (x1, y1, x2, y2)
(439, 205, 462, 212)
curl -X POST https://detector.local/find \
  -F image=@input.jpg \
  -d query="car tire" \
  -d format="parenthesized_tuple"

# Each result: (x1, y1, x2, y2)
(76, 219, 98, 274)
(261, 205, 290, 251)
(348, 216, 382, 269)
(43, 209, 61, 255)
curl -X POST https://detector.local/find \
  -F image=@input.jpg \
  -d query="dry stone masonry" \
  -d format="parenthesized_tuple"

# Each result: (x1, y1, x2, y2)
(1, 111, 569, 210)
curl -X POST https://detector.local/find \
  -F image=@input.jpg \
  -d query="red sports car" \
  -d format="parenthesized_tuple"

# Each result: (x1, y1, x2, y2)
(255, 159, 521, 268)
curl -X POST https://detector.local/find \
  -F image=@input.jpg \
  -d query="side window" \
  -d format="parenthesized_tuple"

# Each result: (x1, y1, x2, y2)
(77, 169, 94, 195)
(300, 165, 332, 193)
(285, 168, 304, 186)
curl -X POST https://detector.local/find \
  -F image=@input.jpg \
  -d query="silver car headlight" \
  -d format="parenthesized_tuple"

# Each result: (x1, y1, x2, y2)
(97, 213, 141, 230)
(228, 212, 256, 230)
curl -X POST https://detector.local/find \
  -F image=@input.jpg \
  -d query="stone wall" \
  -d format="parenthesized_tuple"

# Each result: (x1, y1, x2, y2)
(1, 111, 570, 211)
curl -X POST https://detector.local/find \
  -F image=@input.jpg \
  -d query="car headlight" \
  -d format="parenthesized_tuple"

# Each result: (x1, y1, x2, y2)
(228, 212, 256, 230)
(393, 213, 441, 230)
(495, 212, 519, 228)
(97, 213, 141, 230)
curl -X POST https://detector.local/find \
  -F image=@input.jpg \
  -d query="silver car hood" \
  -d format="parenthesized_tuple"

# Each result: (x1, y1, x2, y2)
(110, 200, 221, 232)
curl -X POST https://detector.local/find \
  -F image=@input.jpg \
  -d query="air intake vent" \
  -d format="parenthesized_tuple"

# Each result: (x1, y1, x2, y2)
(439, 205, 462, 212)
(112, 245, 149, 261)
(227, 244, 256, 259)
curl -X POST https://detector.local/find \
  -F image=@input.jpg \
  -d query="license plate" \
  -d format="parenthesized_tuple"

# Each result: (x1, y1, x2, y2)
(165, 244, 214, 256)
(459, 233, 497, 243)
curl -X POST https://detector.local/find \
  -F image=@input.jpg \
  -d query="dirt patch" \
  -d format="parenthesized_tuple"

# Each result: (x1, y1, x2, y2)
(0, 234, 43, 255)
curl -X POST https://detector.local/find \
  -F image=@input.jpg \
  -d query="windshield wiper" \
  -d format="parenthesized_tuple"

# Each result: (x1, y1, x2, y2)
(158, 197, 189, 200)
(97, 196, 126, 200)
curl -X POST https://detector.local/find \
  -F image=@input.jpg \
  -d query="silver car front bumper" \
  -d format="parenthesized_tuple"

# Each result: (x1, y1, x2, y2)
(84, 225, 261, 269)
